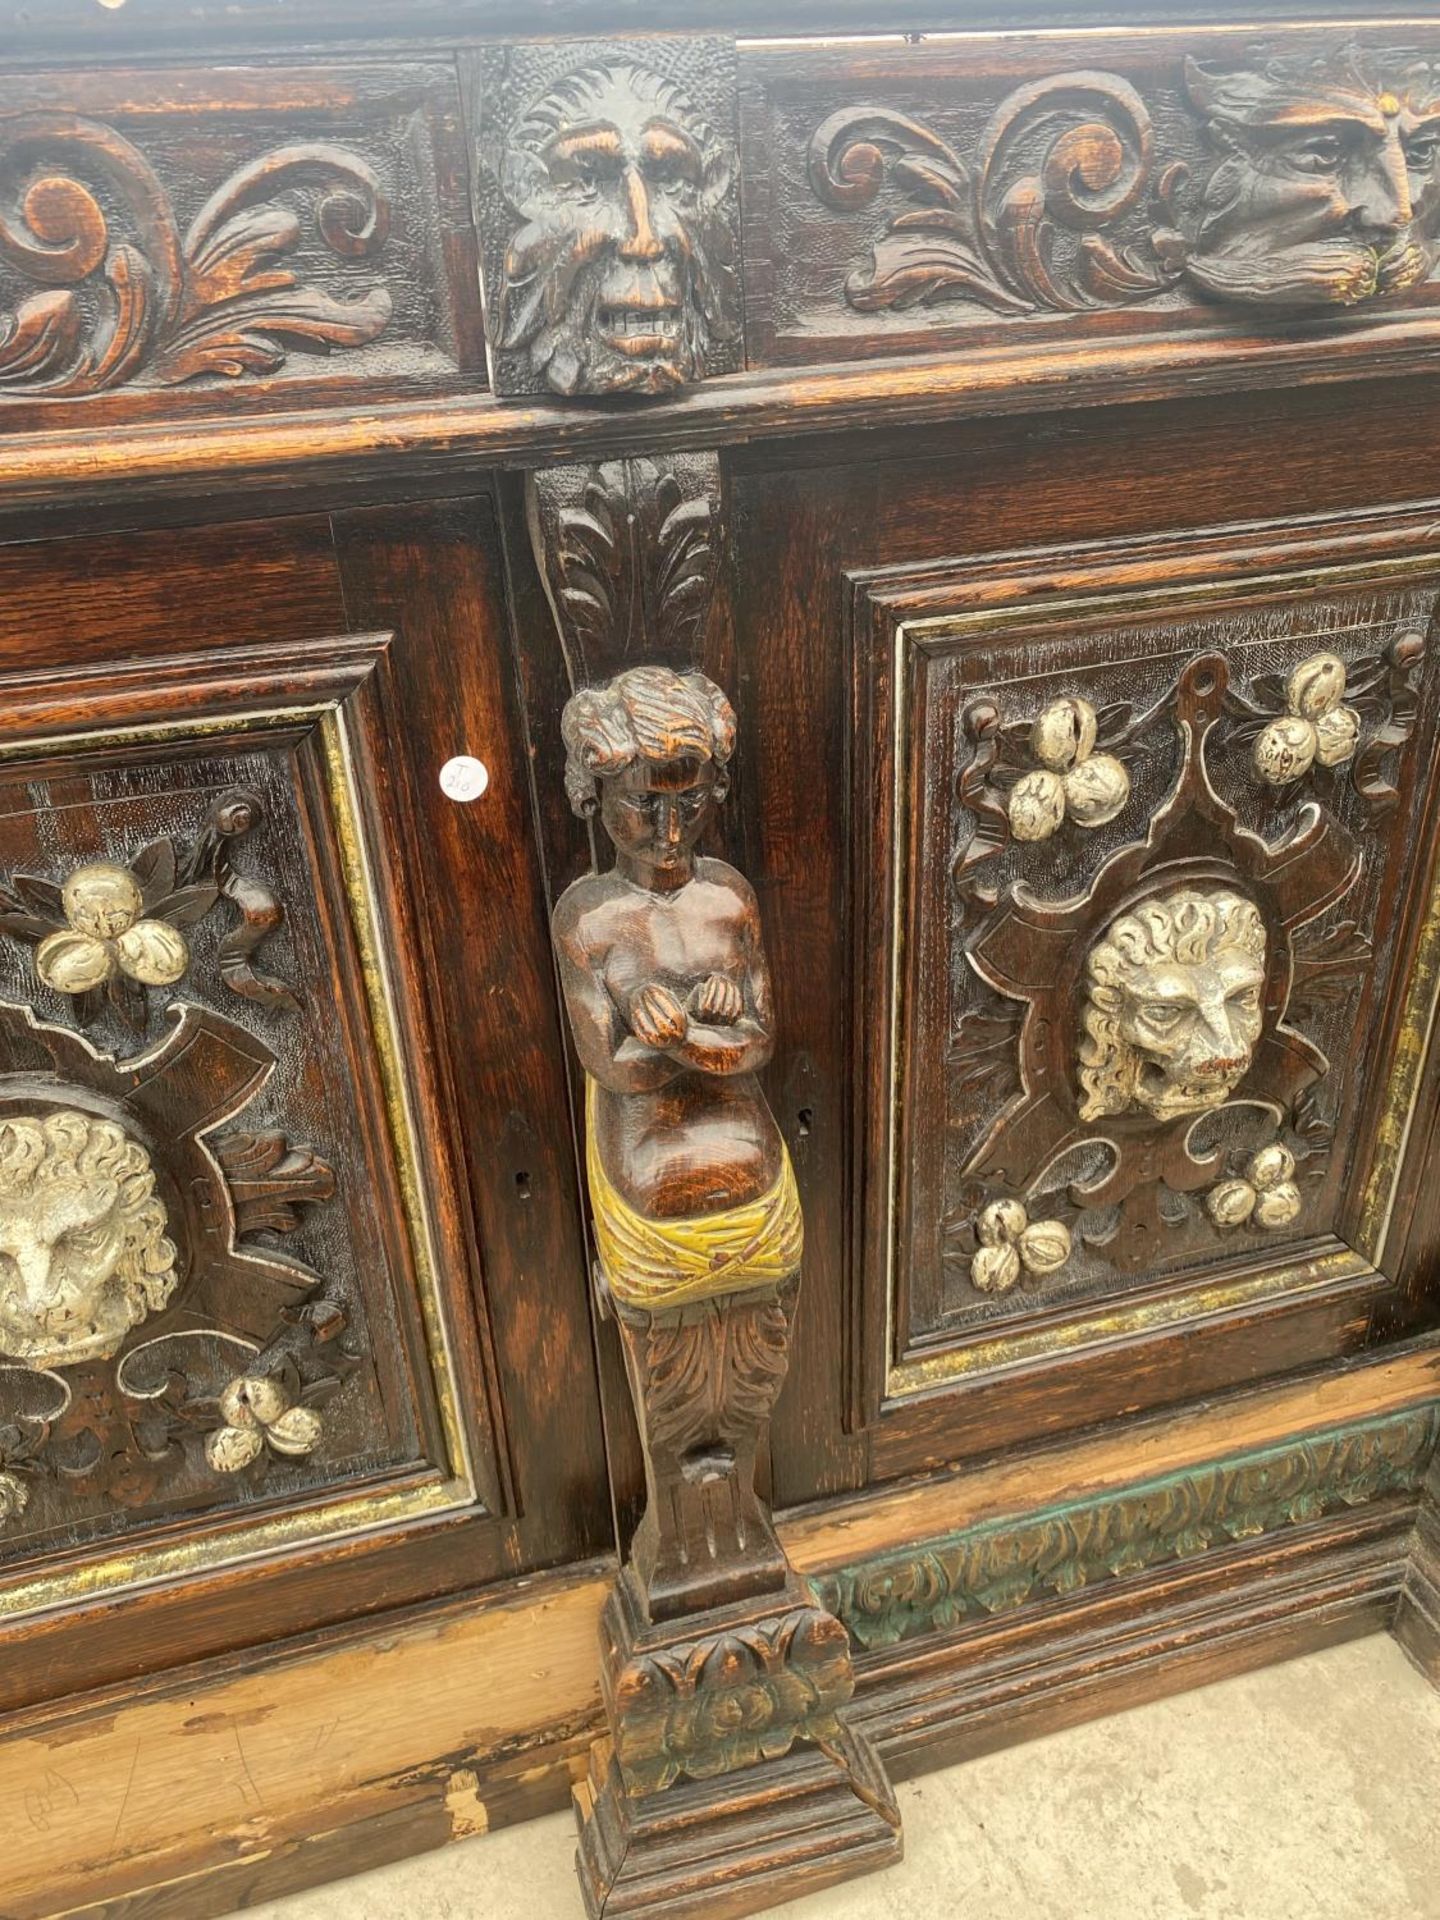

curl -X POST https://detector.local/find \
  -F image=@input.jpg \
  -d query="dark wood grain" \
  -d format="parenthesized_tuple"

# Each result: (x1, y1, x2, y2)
(1, 7, 1439, 1915)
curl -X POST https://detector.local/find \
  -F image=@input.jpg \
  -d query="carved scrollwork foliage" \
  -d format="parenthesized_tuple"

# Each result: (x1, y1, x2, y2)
(809, 74, 1171, 316)
(810, 45, 1440, 322)
(0, 118, 392, 396)
(528, 453, 721, 687)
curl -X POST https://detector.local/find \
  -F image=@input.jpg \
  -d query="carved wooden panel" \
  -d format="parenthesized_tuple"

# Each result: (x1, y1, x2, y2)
(854, 527, 1440, 1404)
(740, 29, 1440, 367)
(0, 62, 482, 425)
(0, 637, 474, 1609)
(466, 38, 743, 396)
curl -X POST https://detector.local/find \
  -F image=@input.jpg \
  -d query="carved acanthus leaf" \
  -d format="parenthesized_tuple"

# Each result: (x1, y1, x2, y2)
(528, 454, 722, 684)
(1289, 918, 1373, 1031)
(0, 120, 391, 397)
(213, 1130, 336, 1235)
(947, 1004, 1025, 1112)
(631, 1285, 794, 1460)
(611, 1602, 856, 1797)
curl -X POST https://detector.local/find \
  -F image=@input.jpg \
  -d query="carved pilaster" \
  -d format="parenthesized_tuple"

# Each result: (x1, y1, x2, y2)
(535, 451, 901, 1918)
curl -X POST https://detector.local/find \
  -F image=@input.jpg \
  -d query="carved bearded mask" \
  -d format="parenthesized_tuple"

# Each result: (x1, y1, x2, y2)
(1184, 53, 1440, 307)
(500, 62, 735, 394)
(1078, 888, 1267, 1124)
(0, 1111, 178, 1369)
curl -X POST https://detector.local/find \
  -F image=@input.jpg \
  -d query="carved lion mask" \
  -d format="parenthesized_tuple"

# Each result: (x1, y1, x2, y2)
(1078, 887, 1267, 1124)
(1184, 52, 1440, 307)
(0, 1111, 178, 1370)
(500, 61, 735, 395)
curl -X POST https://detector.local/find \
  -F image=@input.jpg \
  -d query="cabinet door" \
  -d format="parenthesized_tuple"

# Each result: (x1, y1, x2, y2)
(0, 497, 611, 1710)
(721, 379, 1440, 1500)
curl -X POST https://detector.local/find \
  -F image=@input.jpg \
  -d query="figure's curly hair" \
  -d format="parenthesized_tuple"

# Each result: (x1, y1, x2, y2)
(1078, 888, 1266, 1122)
(0, 1110, 177, 1324)
(510, 61, 716, 165)
(560, 666, 737, 817)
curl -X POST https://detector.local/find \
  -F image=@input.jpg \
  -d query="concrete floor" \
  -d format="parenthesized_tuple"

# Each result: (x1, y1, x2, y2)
(253, 1634, 1440, 1920)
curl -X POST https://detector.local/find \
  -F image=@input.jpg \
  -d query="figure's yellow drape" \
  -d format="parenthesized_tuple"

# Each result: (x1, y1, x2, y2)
(585, 1078, 803, 1309)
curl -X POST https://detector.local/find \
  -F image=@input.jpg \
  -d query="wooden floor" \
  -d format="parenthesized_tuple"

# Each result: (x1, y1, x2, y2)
(249, 1635, 1440, 1920)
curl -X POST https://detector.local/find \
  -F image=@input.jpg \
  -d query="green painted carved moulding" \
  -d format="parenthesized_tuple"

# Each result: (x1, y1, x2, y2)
(812, 1407, 1439, 1652)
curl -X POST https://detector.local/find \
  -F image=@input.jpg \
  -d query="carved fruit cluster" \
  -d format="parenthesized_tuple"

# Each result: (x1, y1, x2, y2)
(205, 1374, 324, 1473)
(1009, 697, 1130, 842)
(1253, 653, 1360, 785)
(0, 1470, 27, 1525)
(971, 1197, 1073, 1293)
(36, 864, 189, 996)
(1205, 1143, 1302, 1232)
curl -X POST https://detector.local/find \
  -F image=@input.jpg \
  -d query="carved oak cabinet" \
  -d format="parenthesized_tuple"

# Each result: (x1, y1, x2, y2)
(2, 2, 1440, 1914)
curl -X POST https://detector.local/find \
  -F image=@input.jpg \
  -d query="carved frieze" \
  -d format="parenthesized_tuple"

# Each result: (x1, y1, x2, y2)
(729, 36, 1440, 368)
(807, 75, 1167, 319)
(808, 49, 1440, 323)
(469, 38, 742, 396)
(0, 120, 392, 396)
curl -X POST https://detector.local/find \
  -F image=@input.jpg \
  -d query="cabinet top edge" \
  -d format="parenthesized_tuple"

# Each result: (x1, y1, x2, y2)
(2, 0, 1435, 61)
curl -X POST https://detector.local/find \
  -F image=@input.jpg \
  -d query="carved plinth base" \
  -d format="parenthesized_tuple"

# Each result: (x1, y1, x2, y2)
(574, 1738, 902, 1920)
(574, 1569, 901, 1919)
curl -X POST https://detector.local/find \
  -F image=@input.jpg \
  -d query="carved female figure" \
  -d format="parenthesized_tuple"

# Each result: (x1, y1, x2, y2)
(552, 666, 800, 1309)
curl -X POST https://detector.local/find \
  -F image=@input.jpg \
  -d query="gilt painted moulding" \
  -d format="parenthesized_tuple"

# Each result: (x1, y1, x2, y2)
(852, 524, 1440, 1402)
(466, 36, 744, 397)
(741, 30, 1440, 368)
